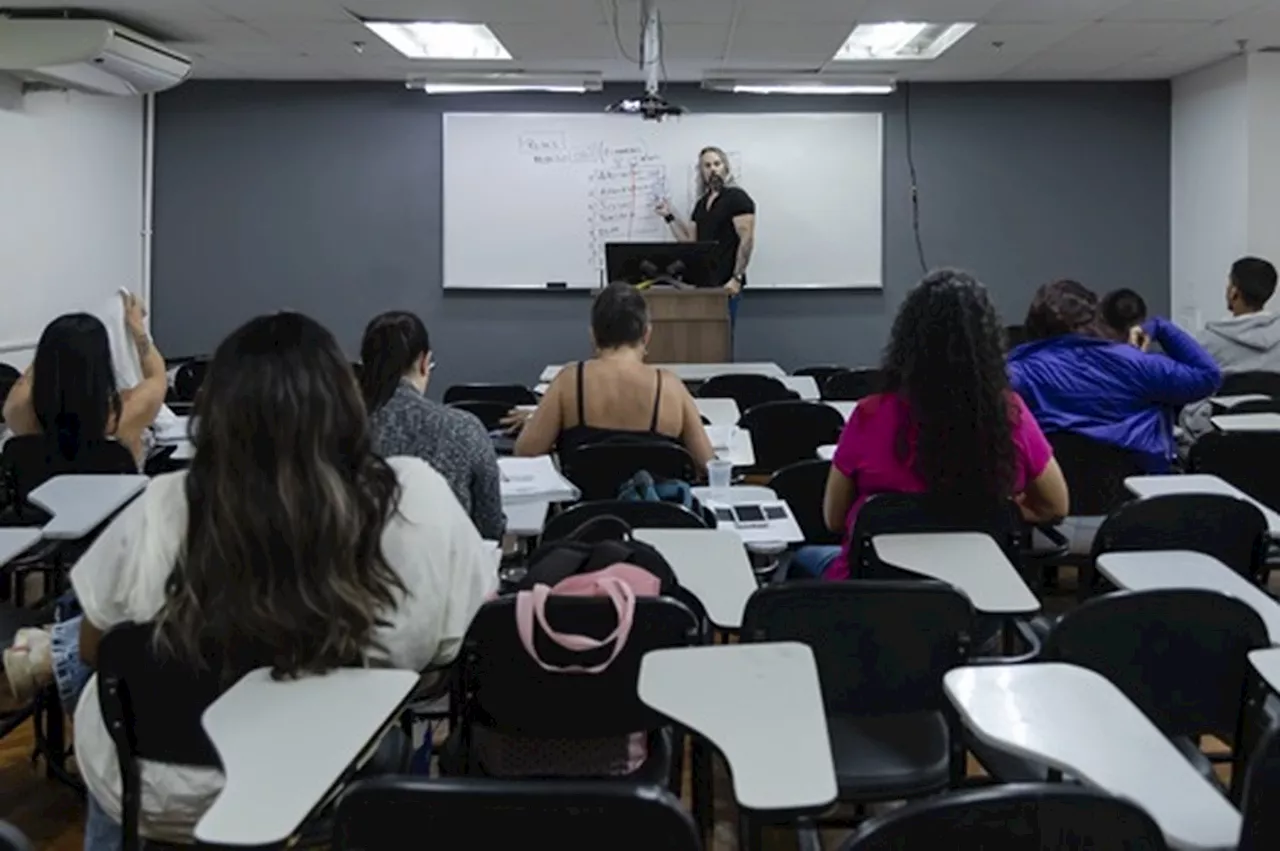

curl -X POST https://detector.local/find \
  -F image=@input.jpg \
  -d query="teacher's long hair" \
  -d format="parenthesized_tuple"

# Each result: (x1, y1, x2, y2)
(157, 312, 405, 683)
(881, 269, 1017, 504)
(696, 145, 738, 198)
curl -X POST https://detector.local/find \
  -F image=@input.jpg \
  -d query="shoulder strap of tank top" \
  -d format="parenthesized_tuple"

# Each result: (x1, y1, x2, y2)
(576, 360, 587, 428)
(649, 369, 663, 432)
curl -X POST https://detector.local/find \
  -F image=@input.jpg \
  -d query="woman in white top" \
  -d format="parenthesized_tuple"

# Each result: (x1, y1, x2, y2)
(70, 312, 498, 849)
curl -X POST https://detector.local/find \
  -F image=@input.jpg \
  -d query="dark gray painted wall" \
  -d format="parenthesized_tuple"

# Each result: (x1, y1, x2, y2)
(152, 81, 1170, 393)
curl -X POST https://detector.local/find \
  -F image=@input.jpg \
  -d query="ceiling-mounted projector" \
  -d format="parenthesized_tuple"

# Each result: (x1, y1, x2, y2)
(608, 0, 685, 119)
(607, 92, 685, 120)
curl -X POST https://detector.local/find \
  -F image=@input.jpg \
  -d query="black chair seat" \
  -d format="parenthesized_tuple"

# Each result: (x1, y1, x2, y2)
(829, 711, 950, 801)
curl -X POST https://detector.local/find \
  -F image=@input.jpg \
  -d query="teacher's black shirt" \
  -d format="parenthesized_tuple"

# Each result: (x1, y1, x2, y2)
(692, 186, 756, 288)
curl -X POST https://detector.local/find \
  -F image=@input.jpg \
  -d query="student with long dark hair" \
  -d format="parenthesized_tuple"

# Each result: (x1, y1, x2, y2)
(63, 313, 495, 848)
(359, 311, 503, 540)
(792, 270, 1069, 580)
(3, 294, 166, 466)
(1009, 279, 1220, 472)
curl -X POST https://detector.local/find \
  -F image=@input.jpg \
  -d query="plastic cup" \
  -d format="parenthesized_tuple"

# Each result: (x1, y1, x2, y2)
(707, 458, 733, 498)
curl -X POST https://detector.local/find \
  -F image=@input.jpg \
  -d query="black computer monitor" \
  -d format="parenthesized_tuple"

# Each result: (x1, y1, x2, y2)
(605, 241, 718, 289)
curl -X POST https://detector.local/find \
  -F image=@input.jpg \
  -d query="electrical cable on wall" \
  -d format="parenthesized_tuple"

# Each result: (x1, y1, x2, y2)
(902, 81, 928, 274)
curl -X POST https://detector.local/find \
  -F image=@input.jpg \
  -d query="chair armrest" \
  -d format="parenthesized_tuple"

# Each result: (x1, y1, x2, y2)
(1019, 523, 1069, 563)
(968, 618, 1042, 665)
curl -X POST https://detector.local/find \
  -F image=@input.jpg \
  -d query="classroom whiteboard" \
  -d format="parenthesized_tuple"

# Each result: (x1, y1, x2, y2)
(442, 112, 882, 290)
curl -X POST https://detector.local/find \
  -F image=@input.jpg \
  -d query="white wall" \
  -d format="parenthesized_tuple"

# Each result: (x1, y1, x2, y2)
(1171, 56, 1248, 330)
(0, 88, 148, 369)
(1247, 53, 1280, 269)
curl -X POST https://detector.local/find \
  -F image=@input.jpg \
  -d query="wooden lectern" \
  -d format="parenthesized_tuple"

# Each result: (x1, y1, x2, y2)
(641, 288, 731, 364)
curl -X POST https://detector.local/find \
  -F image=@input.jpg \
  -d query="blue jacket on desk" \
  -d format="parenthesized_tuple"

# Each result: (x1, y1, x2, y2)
(1008, 317, 1221, 472)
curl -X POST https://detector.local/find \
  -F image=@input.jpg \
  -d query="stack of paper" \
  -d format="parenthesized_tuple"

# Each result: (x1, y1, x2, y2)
(498, 456, 579, 504)
(154, 416, 192, 444)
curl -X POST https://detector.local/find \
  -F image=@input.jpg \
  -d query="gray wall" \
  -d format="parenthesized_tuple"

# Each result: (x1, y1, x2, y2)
(152, 81, 1170, 392)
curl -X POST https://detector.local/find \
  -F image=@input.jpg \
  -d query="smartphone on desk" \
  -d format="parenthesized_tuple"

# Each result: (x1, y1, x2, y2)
(732, 504, 768, 527)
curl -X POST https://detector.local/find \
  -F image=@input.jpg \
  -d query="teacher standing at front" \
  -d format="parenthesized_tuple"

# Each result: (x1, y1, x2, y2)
(654, 146, 756, 324)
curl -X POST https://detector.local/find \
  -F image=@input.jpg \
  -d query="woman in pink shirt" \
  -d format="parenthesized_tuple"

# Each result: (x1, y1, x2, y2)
(793, 269, 1070, 580)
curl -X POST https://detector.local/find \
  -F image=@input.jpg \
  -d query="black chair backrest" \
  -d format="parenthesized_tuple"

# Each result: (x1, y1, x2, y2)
(742, 581, 971, 716)
(794, 365, 849, 385)
(1241, 718, 1280, 851)
(1005, 325, 1030, 348)
(1045, 589, 1268, 743)
(0, 435, 138, 520)
(461, 595, 699, 739)
(1221, 371, 1280, 398)
(97, 622, 224, 851)
(0, 822, 33, 851)
(739, 400, 844, 472)
(560, 439, 697, 502)
(172, 359, 209, 403)
(1091, 493, 1269, 583)
(447, 399, 511, 431)
(1225, 398, 1280, 415)
(335, 777, 701, 851)
(443, 383, 538, 406)
(697, 374, 797, 414)
(1046, 432, 1145, 516)
(851, 492, 1022, 578)
(768, 459, 841, 545)
(842, 782, 1168, 851)
(822, 368, 883, 402)
(541, 499, 708, 544)
(1191, 432, 1280, 513)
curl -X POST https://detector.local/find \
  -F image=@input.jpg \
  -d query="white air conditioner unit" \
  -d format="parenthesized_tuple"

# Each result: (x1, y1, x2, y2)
(0, 19, 191, 95)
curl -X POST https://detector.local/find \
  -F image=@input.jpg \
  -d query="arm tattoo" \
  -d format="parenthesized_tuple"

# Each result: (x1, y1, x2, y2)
(734, 235, 755, 277)
(133, 332, 152, 357)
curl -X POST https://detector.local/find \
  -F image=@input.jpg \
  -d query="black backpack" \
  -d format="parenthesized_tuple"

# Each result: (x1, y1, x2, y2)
(515, 515, 680, 596)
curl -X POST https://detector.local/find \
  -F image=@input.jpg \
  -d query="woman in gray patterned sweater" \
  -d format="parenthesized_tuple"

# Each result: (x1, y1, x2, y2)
(360, 311, 505, 540)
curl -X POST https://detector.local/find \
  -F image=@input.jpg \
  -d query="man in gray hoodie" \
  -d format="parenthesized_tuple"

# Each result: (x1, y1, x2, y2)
(1181, 256, 1280, 442)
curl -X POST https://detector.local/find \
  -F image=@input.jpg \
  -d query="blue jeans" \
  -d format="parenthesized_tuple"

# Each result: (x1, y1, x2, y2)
(52, 615, 92, 714)
(790, 545, 841, 579)
(85, 794, 127, 851)
(728, 294, 740, 356)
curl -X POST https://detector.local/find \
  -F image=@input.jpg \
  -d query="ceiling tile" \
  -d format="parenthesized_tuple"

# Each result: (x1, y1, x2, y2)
(649, 0, 735, 25)
(738, 0, 870, 23)
(345, 0, 608, 25)
(860, 0, 1006, 23)
(1104, 0, 1269, 22)
(1095, 51, 1231, 77)
(203, 0, 353, 23)
(489, 23, 620, 61)
(725, 22, 853, 63)
(985, 0, 1132, 24)
(939, 22, 1087, 57)
(1040, 20, 1215, 54)
(1161, 8, 1280, 53)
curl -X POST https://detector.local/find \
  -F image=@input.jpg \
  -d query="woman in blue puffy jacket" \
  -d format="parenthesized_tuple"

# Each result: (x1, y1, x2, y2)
(1008, 279, 1220, 473)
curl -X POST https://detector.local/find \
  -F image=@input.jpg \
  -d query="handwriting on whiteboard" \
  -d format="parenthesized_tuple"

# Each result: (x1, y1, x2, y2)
(518, 137, 670, 273)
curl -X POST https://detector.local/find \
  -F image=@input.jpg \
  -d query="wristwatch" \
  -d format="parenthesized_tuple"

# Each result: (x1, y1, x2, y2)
(730, 274, 743, 285)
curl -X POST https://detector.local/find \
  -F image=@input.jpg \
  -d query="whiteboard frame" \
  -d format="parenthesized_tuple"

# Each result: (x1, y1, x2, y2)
(440, 112, 885, 292)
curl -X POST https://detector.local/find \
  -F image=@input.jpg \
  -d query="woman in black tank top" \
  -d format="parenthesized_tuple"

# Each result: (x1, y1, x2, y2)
(512, 283, 715, 469)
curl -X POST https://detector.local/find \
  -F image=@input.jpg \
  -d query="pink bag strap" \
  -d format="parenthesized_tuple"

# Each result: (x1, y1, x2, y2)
(514, 577, 636, 673)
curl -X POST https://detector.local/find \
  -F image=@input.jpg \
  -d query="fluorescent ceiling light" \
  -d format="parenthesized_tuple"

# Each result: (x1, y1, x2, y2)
(732, 83, 894, 95)
(407, 73, 601, 94)
(833, 21, 975, 61)
(420, 83, 584, 94)
(364, 21, 512, 60)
